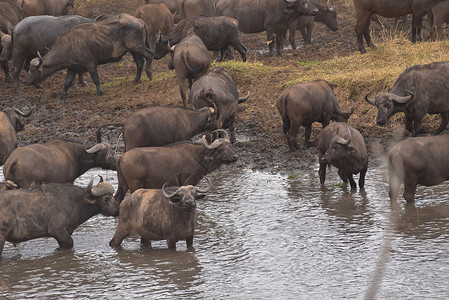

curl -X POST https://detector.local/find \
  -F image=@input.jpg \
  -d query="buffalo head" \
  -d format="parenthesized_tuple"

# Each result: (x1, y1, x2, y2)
(321, 128, 353, 165)
(285, 0, 318, 16)
(24, 52, 43, 86)
(161, 176, 212, 208)
(201, 129, 238, 163)
(4, 106, 32, 132)
(365, 90, 414, 126)
(85, 143, 117, 171)
(86, 176, 118, 216)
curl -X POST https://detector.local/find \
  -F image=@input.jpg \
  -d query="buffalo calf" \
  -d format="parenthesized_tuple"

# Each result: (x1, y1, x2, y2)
(109, 177, 211, 249)
(317, 122, 368, 190)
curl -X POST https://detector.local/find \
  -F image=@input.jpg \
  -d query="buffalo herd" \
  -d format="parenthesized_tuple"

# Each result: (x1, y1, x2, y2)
(0, 0, 449, 256)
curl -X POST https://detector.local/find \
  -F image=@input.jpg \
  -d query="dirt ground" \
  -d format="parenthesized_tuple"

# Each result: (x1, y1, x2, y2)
(0, 0, 438, 175)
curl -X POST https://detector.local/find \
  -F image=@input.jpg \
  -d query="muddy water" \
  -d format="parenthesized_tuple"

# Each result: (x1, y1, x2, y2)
(1, 162, 449, 299)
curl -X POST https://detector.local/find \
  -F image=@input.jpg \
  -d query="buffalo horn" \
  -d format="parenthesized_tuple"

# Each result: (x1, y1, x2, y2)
(14, 105, 32, 117)
(86, 143, 106, 153)
(162, 182, 179, 199)
(214, 129, 230, 142)
(196, 177, 212, 193)
(391, 89, 414, 104)
(90, 182, 114, 196)
(4, 180, 18, 189)
(87, 178, 94, 194)
(336, 128, 352, 146)
(37, 51, 43, 65)
(238, 91, 250, 103)
(364, 92, 376, 106)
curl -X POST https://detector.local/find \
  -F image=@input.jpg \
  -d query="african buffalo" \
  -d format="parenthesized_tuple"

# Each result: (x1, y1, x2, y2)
(0, 177, 117, 257)
(0, 30, 11, 81)
(317, 122, 368, 190)
(0, 180, 17, 191)
(276, 79, 353, 151)
(0, 106, 32, 165)
(388, 133, 449, 203)
(429, 0, 449, 40)
(133, 3, 174, 52)
(172, 31, 210, 107)
(154, 16, 247, 62)
(114, 130, 238, 202)
(17, 0, 73, 17)
(365, 61, 449, 136)
(10, 15, 93, 92)
(23, 13, 154, 99)
(109, 177, 211, 249)
(182, 0, 216, 18)
(96, 105, 218, 151)
(189, 67, 250, 143)
(0, 0, 25, 34)
(353, 0, 445, 54)
(287, 0, 338, 47)
(3, 139, 117, 188)
(144, 0, 185, 23)
(215, 0, 318, 56)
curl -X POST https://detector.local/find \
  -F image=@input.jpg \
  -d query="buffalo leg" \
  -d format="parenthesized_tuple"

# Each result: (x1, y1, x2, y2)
(318, 160, 327, 185)
(232, 42, 247, 62)
(0, 61, 10, 82)
(57, 69, 77, 99)
(403, 177, 417, 203)
(359, 164, 367, 189)
(348, 174, 357, 190)
(77, 72, 88, 87)
(130, 52, 144, 84)
(53, 230, 74, 249)
(229, 123, 236, 144)
(88, 68, 103, 96)
(0, 239, 4, 257)
(355, 12, 372, 54)
(304, 124, 312, 147)
(405, 115, 413, 133)
(141, 237, 151, 246)
(338, 169, 349, 183)
(186, 237, 193, 248)
(275, 35, 284, 57)
(109, 226, 129, 247)
(287, 122, 300, 151)
(411, 116, 423, 136)
(436, 112, 449, 134)
(178, 78, 187, 107)
(166, 239, 177, 249)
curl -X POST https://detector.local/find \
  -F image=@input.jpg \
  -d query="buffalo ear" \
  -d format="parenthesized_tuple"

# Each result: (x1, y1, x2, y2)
(348, 146, 356, 156)
(196, 194, 207, 200)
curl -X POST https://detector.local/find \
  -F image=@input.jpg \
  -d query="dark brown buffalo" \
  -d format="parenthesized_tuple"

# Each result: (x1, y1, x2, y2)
(388, 133, 449, 203)
(0, 106, 32, 165)
(3, 139, 117, 188)
(287, 0, 338, 47)
(109, 177, 211, 249)
(317, 122, 368, 190)
(145, 0, 185, 23)
(17, 0, 73, 17)
(114, 130, 238, 202)
(429, 0, 449, 39)
(189, 67, 250, 143)
(172, 31, 210, 107)
(154, 15, 247, 62)
(275, 79, 353, 151)
(353, 0, 445, 54)
(182, 0, 216, 18)
(215, 0, 318, 56)
(0, 177, 117, 257)
(0, 0, 25, 34)
(365, 61, 449, 136)
(0, 180, 17, 191)
(0, 30, 11, 81)
(23, 13, 154, 99)
(96, 105, 218, 151)
(133, 3, 174, 52)
(10, 15, 93, 92)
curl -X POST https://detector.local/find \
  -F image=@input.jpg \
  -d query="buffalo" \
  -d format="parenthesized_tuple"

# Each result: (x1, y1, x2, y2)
(96, 105, 218, 151)
(0, 180, 17, 191)
(0, 30, 11, 81)
(287, 0, 338, 47)
(3, 139, 117, 188)
(189, 67, 250, 143)
(23, 13, 154, 99)
(388, 133, 449, 203)
(317, 122, 368, 190)
(171, 31, 210, 107)
(429, 0, 449, 40)
(17, 0, 74, 17)
(365, 61, 449, 136)
(109, 177, 211, 249)
(10, 15, 93, 92)
(114, 130, 238, 202)
(133, 3, 174, 52)
(215, 0, 318, 56)
(0, 106, 32, 165)
(353, 0, 445, 54)
(154, 15, 247, 62)
(0, 177, 117, 257)
(276, 79, 353, 151)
